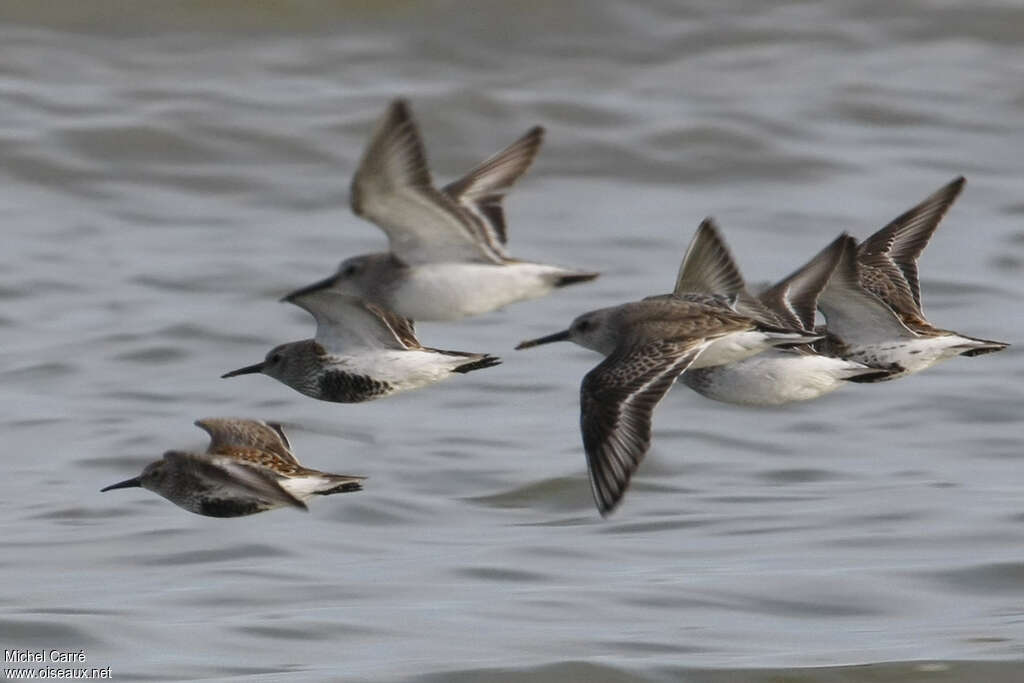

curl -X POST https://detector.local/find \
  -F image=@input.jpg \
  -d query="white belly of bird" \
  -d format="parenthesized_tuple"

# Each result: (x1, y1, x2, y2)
(844, 334, 978, 379)
(279, 475, 338, 500)
(683, 352, 869, 406)
(690, 331, 787, 369)
(390, 262, 571, 320)
(333, 350, 466, 393)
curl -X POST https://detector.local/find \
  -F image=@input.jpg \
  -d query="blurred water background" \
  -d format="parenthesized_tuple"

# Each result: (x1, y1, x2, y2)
(1, 1, 1023, 680)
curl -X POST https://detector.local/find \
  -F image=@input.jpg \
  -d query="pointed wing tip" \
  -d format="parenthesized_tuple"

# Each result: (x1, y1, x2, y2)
(940, 175, 966, 201)
(694, 216, 727, 244)
(695, 216, 728, 249)
(596, 496, 621, 518)
(387, 98, 413, 119)
(828, 231, 851, 247)
(589, 465, 628, 518)
(675, 216, 745, 298)
(814, 232, 853, 267)
(523, 126, 545, 150)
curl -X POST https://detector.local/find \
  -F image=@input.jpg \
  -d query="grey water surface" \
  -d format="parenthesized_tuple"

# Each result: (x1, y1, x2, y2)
(1, 1, 1023, 681)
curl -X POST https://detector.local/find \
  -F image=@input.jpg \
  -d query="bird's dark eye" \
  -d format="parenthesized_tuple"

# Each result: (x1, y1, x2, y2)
(342, 264, 359, 277)
(577, 320, 593, 332)
(270, 353, 282, 364)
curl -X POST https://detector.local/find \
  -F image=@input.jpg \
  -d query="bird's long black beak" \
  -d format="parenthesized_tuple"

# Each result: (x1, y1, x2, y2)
(515, 329, 571, 350)
(281, 274, 339, 303)
(221, 362, 265, 378)
(101, 476, 142, 492)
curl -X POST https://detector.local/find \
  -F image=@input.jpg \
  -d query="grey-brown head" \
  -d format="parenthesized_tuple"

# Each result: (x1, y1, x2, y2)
(516, 306, 624, 356)
(283, 252, 402, 304)
(221, 340, 325, 397)
(100, 457, 183, 504)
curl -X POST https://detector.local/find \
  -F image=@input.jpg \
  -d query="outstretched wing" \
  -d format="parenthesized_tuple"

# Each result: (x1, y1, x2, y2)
(580, 338, 710, 517)
(283, 289, 416, 352)
(857, 176, 964, 317)
(673, 218, 780, 325)
(443, 126, 544, 256)
(818, 235, 916, 346)
(349, 99, 503, 265)
(759, 233, 847, 331)
(674, 218, 747, 299)
(195, 418, 299, 465)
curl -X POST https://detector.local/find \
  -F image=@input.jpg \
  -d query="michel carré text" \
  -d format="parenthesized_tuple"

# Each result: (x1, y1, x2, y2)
(5, 649, 86, 663)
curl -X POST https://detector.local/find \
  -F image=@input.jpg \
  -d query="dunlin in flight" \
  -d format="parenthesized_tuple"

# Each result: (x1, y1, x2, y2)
(516, 296, 806, 516)
(285, 99, 598, 320)
(101, 418, 364, 517)
(222, 289, 499, 402)
(817, 176, 1008, 378)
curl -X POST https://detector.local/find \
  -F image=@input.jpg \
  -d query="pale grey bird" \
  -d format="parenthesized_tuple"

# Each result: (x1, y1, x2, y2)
(817, 176, 1008, 378)
(516, 296, 801, 516)
(101, 418, 364, 517)
(285, 99, 598, 321)
(222, 290, 499, 402)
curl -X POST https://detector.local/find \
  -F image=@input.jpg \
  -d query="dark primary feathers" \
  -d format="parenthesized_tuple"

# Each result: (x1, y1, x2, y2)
(674, 218, 748, 302)
(367, 302, 420, 349)
(443, 125, 544, 250)
(350, 99, 435, 213)
(758, 232, 848, 332)
(672, 218, 786, 326)
(581, 340, 708, 516)
(856, 176, 965, 319)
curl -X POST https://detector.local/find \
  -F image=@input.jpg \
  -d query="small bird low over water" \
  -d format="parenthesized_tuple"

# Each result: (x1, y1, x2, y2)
(817, 176, 1008, 378)
(222, 289, 500, 402)
(100, 418, 364, 517)
(516, 294, 816, 517)
(285, 99, 599, 321)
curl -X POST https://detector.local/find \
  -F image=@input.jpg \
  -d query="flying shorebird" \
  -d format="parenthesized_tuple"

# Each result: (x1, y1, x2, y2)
(516, 295, 817, 517)
(670, 219, 892, 406)
(817, 176, 1008, 378)
(222, 289, 500, 402)
(100, 418, 364, 517)
(284, 99, 598, 321)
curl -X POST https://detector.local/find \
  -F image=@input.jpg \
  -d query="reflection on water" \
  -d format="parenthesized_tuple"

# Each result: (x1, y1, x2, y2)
(1, 0, 1023, 680)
